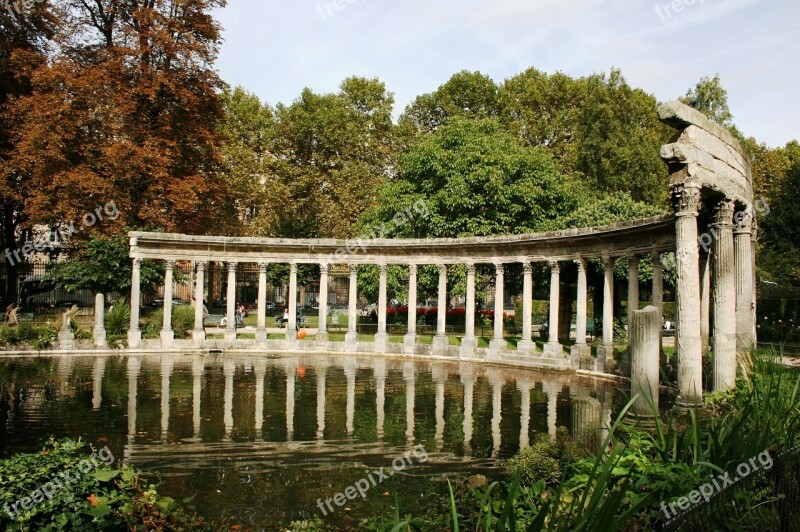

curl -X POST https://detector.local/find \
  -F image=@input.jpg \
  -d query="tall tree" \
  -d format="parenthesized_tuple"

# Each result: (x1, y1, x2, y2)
(680, 74, 734, 128)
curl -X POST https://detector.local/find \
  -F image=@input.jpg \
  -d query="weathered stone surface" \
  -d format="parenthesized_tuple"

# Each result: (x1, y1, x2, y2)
(630, 306, 661, 416)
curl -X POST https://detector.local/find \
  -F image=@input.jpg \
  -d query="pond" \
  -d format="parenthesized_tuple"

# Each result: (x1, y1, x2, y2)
(0, 353, 623, 528)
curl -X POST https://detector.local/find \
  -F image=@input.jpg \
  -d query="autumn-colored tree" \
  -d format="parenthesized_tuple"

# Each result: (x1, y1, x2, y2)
(6, 0, 227, 239)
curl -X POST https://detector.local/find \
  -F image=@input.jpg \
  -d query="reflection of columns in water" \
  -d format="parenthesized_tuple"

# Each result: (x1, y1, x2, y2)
(344, 357, 356, 437)
(126, 357, 140, 446)
(517, 380, 533, 450)
(254, 358, 267, 440)
(57, 355, 74, 394)
(315, 361, 327, 441)
(543, 382, 560, 439)
(432, 364, 446, 452)
(192, 355, 204, 439)
(571, 396, 602, 451)
(373, 358, 386, 439)
(92, 357, 107, 410)
(599, 389, 614, 445)
(160, 355, 174, 441)
(403, 361, 415, 445)
(488, 372, 504, 457)
(460, 366, 475, 456)
(223, 357, 235, 439)
(285, 359, 297, 442)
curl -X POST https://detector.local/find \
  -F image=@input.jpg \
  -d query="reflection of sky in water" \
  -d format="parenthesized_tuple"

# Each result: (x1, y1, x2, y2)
(0, 353, 622, 526)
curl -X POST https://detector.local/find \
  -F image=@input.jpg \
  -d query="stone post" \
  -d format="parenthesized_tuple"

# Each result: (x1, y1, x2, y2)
(345, 265, 358, 348)
(432, 264, 448, 355)
(161, 260, 175, 348)
(518, 262, 535, 354)
(489, 263, 506, 355)
(571, 258, 590, 360)
(700, 251, 711, 354)
(94, 293, 106, 348)
(225, 262, 237, 343)
(651, 252, 664, 312)
(375, 263, 388, 353)
(673, 183, 703, 406)
(317, 264, 329, 343)
(256, 262, 268, 345)
(461, 264, 477, 357)
(598, 256, 615, 368)
(193, 261, 207, 347)
(543, 261, 562, 356)
(630, 306, 661, 419)
(734, 209, 755, 356)
(751, 220, 758, 345)
(712, 199, 737, 391)
(404, 264, 418, 354)
(287, 262, 298, 342)
(128, 258, 142, 348)
(627, 255, 639, 328)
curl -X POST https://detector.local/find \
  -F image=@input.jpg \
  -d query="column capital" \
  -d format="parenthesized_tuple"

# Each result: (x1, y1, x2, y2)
(671, 183, 702, 217)
(379, 263, 388, 274)
(438, 264, 448, 275)
(651, 251, 662, 266)
(289, 262, 298, 273)
(602, 255, 614, 270)
(712, 199, 735, 227)
(196, 261, 207, 272)
(348, 264, 358, 274)
(227, 261, 238, 271)
(733, 209, 754, 235)
(495, 263, 504, 275)
(574, 258, 586, 272)
(466, 263, 476, 275)
(259, 262, 269, 273)
(165, 260, 176, 270)
(548, 260, 560, 273)
(132, 258, 142, 267)
(319, 263, 329, 274)
(408, 263, 417, 275)
(522, 262, 533, 274)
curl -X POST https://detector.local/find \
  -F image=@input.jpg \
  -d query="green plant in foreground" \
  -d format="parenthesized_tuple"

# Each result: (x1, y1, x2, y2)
(0, 438, 209, 531)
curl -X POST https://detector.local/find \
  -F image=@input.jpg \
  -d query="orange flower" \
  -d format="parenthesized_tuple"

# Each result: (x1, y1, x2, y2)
(87, 494, 99, 507)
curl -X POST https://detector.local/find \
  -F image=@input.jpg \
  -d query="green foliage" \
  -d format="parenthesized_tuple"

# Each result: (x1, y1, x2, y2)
(680, 74, 734, 127)
(0, 324, 57, 350)
(46, 233, 166, 297)
(144, 305, 194, 339)
(544, 193, 667, 230)
(507, 428, 589, 488)
(0, 438, 209, 530)
(104, 299, 130, 335)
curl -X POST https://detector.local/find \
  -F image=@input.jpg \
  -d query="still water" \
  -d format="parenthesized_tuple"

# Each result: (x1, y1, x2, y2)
(0, 353, 622, 527)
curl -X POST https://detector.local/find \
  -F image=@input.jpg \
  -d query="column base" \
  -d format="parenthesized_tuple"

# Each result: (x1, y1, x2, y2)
(374, 332, 388, 353)
(193, 328, 207, 348)
(570, 344, 592, 369)
(255, 329, 267, 345)
(128, 329, 142, 349)
(403, 333, 418, 354)
(58, 330, 75, 350)
(160, 330, 175, 349)
(94, 328, 107, 348)
(344, 331, 358, 351)
(676, 392, 703, 409)
(316, 330, 328, 343)
(224, 328, 237, 343)
(460, 336, 477, 358)
(542, 341, 563, 357)
(488, 338, 507, 358)
(431, 334, 448, 355)
(517, 339, 536, 355)
(597, 345, 616, 372)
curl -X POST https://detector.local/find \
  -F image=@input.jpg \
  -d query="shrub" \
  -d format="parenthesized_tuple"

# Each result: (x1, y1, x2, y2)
(144, 305, 195, 339)
(105, 299, 131, 335)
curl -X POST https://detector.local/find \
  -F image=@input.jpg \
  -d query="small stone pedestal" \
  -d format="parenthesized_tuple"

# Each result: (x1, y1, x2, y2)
(344, 331, 358, 352)
(432, 334, 448, 356)
(93, 293, 107, 348)
(629, 306, 661, 424)
(58, 329, 75, 350)
(374, 332, 388, 353)
(403, 333, 418, 355)
(517, 339, 536, 355)
(543, 341, 563, 357)
(460, 336, 477, 358)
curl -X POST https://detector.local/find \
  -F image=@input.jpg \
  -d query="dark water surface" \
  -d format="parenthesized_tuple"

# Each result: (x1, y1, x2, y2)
(0, 353, 622, 527)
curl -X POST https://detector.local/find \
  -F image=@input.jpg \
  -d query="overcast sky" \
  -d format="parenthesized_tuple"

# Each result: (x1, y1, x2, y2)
(212, 0, 798, 147)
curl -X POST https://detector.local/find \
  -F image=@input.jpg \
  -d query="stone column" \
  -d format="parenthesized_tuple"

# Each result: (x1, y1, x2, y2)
(223, 357, 234, 440)
(404, 360, 415, 445)
(94, 293, 106, 348)
(461, 367, 475, 455)
(543, 381, 559, 439)
(315, 362, 327, 440)
(571, 258, 590, 361)
(192, 355, 204, 440)
(345, 358, 356, 436)
(92, 356, 106, 409)
(543, 261, 562, 356)
(317, 264, 329, 342)
(751, 220, 758, 345)
(285, 359, 296, 441)
(461, 264, 478, 357)
(517, 380, 533, 449)
(712, 199, 737, 392)
(193, 261, 207, 347)
(126, 357, 140, 447)
(256, 263, 268, 345)
(598, 256, 615, 367)
(518, 262, 535, 354)
(374, 358, 386, 439)
(225, 262, 237, 343)
(700, 251, 711, 354)
(630, 306, 661, 418)
(161, 260, 175, 348)
(404, 264, 418, 354)
(160, 354, 173, 439)
(489, 373, 503, 457)
(128, 258, 142, 348)
(287, 263, 298, 341)
(254, 358, 266, 440)
(345, 265, 358, 347)
(433, 365, 446, 451)
(734, 209, 755, 356)
(375, 263, 388, 353)
(432, 264, 448, 355)
(627, 255, 639, 328)
(673, 183, 703, 405)
(652, 252, 664, 312)
(489, 263, 506, 354)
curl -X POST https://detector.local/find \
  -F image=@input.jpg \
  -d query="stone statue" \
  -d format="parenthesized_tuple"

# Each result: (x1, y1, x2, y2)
(61, 305, 79, 331)
(5, 304, 18, 327)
